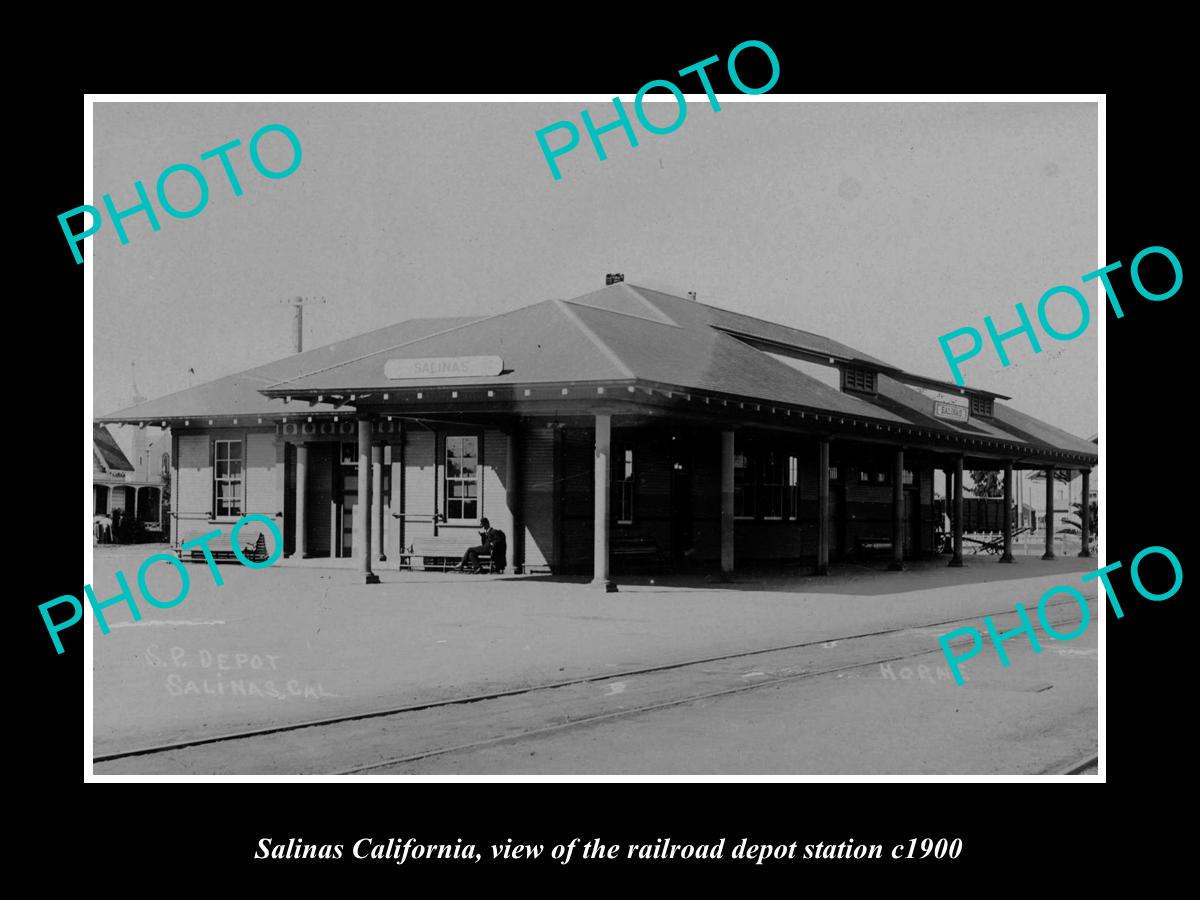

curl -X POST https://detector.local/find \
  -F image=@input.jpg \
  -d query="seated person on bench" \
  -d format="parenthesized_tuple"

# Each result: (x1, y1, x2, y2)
(457, 518, 498, 573)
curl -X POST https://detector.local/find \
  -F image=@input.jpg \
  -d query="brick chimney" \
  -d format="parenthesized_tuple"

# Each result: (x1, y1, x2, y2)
(605, 273, 624, 286)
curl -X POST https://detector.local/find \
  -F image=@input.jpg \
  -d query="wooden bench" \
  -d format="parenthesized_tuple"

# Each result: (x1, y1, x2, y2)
(398, 538, 507, 573)
(611, 534, 662, 568)
(856, 537, 893, 557)
(398, 545, 456, 572)
(177, 530, 269, 564)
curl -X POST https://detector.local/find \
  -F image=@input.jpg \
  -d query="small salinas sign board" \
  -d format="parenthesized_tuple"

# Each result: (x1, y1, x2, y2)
(932, 400, 970, 424)
(384, 356, 503, 380)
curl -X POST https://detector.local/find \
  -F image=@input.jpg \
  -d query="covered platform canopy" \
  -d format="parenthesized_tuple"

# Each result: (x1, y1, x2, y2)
(99, 282, 1097, 584)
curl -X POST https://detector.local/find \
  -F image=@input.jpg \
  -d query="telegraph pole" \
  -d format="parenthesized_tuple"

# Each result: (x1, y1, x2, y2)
(279, 296, 326, 353)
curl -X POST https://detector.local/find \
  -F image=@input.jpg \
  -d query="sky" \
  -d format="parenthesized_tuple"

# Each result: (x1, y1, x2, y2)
(93, 100, 1098, 440)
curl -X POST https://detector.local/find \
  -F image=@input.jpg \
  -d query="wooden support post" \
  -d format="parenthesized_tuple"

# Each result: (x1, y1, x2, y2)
(372, 441, 385, 561)
(275, 438, 287, 556)
(358, 418, 379, 584)
(1042, 466, 1056, 560)
(506, 428, 521, 573)
(592, 414, 616, 591)
(295, 443, 308, 558)
(949, 455, 964, 567)
(720, 429, 735, 579)
(330, 447, 339, 559)
(1000, 461, 1015, 563)
(391, 429, 405, 558)
(816, 439, 830, 576)
(1078, 469, 1091, 558)
(170, 432, 179, 548)
(889, 448, 904, 571)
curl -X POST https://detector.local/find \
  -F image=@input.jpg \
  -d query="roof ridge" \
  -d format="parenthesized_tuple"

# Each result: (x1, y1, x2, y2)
(629, 283, 900, 367)
(697, 298, 839, 344)
(617, 283, 681, 326)
(551, 299, 635, 379)
(562, 297, 683, 329)
(630, 284, 834, 339)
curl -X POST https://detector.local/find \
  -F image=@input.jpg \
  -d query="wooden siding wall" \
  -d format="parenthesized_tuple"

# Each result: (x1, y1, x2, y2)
(283, 443, 296, 557)
(176, 433, 212, 540)
(688, 434, 721, 560)
(304, 443, 334, 555)
(243, 432, 281, 558)
(403, 429, 437, 547)
(393, 426, 512, 560)
(560, 427, 594, 571)
(629, 432, 672, 560)
(481, 428, 509, 539)
(172, 427, 280, 551)
(520, 424, 556, 570)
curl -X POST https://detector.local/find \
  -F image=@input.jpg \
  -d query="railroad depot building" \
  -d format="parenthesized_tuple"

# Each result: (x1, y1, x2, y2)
(97, 279, 1098, 588)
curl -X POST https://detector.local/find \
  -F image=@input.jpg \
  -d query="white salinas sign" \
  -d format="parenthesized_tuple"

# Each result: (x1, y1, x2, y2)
(384, 356, 503, 379)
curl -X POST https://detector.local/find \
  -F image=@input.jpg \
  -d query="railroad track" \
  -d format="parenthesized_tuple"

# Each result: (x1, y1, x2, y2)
(1047, 753, 1099, 775)
(94, 598, 1097, 774)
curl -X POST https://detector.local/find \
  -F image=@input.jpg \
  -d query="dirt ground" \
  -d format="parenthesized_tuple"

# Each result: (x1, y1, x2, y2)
(89, 545, 1102, 757)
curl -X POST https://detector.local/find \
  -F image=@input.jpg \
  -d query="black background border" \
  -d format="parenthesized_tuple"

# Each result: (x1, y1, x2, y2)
(26, 29, 1185, 884)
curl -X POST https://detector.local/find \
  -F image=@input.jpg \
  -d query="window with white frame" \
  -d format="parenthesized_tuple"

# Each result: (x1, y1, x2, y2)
(340, 441, 357, 466)
(444, 435, 479, 522)
(616, 447, 635, 524)
(214, 439, 243, 517)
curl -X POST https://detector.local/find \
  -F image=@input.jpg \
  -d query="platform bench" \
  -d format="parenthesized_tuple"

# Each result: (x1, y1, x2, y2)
(177, 530, 269, 564)
(856, 538, 894, 557)
(397, 541, 506, 573)
(611, 534, 662, 567)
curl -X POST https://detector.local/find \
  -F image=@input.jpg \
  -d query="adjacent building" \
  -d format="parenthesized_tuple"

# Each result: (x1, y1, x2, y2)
(92, 423, 165, 536)
(96, 279, 1098, 586)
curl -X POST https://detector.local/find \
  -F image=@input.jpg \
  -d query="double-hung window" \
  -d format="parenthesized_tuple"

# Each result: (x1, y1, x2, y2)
(214, 439, 243, 517)
(762, 451, 787, 519)
(445, 435, 479, 522)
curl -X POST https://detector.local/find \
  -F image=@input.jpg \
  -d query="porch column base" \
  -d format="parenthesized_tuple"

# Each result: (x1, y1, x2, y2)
(591, 578, 618, 593)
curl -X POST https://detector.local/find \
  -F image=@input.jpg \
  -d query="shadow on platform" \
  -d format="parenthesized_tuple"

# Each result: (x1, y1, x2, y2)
(495, 554, 1100, 597)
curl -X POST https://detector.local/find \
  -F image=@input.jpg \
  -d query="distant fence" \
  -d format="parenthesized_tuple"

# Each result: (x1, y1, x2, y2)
(934, 498, 1014, 534)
